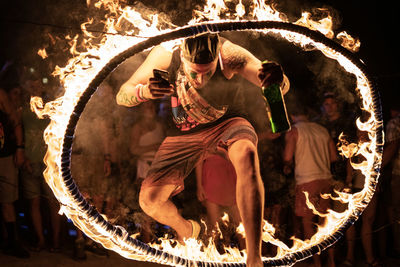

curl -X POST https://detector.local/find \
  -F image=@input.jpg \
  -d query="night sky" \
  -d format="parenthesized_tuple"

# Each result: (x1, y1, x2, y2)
(1, 0, 399, 120)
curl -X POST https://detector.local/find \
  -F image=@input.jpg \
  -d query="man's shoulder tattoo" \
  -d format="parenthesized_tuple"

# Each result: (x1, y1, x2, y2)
(224, 54, 247, 70)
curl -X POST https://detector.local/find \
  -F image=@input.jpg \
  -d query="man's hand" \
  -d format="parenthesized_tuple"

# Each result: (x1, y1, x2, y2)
(143, 77, 174, 99)
(197, 184, 206, 202)
(258, 61, 284, 88)
(283, 163, 292, 176)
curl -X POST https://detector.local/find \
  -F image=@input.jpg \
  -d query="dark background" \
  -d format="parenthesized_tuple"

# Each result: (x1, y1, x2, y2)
(1, 0, 399, 121)
(0, 2, 399, 264)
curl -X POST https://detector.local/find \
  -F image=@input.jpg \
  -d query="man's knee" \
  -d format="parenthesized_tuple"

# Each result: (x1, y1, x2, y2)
(229, 139, 258, 168)
(139, 188, 157, 216)
(139, 185, 172, 216)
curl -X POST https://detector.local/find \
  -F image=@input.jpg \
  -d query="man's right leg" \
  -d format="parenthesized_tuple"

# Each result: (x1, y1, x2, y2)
(228, 139, 264, 267)
(204, 200, 221, 231)
(2, 203, 30, 258)
(29, 197, 46, 248)
(391, 175, 400, 256)
(302, 216, 322, 267)
(2, 202, 18, 247)
(1, 203, 16, 222)
(139, 184, 193, 242)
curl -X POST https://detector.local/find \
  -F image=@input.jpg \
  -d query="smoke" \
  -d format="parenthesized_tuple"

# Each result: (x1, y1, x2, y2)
(2, 0, 367, 235)
(307, 55, 357, 105)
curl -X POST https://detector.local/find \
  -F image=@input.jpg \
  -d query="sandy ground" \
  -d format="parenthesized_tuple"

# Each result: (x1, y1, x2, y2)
(1, 215, 399, 267)
(1, 246, 400, 267)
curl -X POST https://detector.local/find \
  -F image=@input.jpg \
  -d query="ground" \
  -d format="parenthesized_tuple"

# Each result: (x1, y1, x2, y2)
(1, 246, 399, 267)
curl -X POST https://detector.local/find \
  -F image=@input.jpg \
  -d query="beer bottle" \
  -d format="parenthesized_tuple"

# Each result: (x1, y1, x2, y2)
(262, 83, 291, 133)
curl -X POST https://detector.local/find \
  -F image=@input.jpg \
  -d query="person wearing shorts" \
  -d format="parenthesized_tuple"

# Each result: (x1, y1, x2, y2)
(19, 82, 62, 252)
(0, 85, 29, 258)
(195, 153, 244, 249)
(116, 33, 290, 267)
(283, 104, 337, 267)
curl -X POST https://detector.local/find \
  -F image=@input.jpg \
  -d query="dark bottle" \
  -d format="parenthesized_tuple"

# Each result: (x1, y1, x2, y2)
(262, 83, 291, 133)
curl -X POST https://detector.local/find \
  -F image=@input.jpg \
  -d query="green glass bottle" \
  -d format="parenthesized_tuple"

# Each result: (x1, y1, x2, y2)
(262, 83, 291, 133)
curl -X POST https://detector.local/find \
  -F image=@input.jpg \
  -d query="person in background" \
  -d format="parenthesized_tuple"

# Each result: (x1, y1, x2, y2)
(314, 92, 356, 185)
(129, 100, 166, 242)
(283, 104, 337, 267)
(0, 83, 29, 258)
(314, 92, 358, 264)
(381, 103, 400, 260)
(71, 81, 117, 260)
(341, 128, 383, 267)
(12, 76, 63, 254)
(195, 154, 243, 249)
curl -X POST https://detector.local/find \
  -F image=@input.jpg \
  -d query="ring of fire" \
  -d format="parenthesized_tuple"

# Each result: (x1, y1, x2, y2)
(54, 21, 383, 266)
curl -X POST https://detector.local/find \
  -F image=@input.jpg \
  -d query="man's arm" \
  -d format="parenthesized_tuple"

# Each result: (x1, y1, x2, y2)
(221, 40, 290, 94)
(195, 161, 206, 202)
(328, 137, 338, 163)
(116, 45, 174, 107)
(382, 139, 400, 168)
(382, 118, 400, 168)
(283, 127, 297, 175)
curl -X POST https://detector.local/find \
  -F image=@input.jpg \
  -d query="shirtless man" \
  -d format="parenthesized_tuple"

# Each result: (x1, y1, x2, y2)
(116, 33, 289, 266)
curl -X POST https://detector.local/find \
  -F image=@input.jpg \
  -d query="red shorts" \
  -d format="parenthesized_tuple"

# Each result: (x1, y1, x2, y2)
(202, 154, 237, 206)
(141, 117, 257, 196)
(295, 179, 332, 218)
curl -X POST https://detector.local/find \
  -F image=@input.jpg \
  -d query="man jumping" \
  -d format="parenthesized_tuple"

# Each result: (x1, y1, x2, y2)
(116, 33, 289, 267)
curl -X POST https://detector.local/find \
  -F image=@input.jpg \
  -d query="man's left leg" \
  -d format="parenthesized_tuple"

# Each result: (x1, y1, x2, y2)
(228, 139, 264, 267)
(139, 184, 195, 242)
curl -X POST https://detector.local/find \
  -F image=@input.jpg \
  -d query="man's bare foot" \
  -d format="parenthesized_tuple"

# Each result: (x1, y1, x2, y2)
(177, 220, 192, 244)
(246, 256, 263, 267)
(177, 220, 200, 244)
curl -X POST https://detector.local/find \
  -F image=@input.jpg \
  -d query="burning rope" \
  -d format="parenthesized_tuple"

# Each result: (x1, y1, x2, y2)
(60, 20, 383, 266)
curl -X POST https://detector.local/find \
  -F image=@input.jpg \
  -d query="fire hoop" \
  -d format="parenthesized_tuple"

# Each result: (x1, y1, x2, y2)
(59, 21, 383, 266)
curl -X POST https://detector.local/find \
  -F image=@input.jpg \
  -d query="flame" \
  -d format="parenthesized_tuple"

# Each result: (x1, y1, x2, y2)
(295, 10, 334, 39)
(32, 0, 381, 265)
(38, 48, 48, 59)
(252, 0, 286, 22)
(236, 0, 245, 18)
(337, 31, 361, 52)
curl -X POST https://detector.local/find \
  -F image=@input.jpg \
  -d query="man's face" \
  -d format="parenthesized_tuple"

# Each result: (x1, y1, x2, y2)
(181, 56, 218, 89)
(322, 97, 339, 117)
(9, 87, 22, 105)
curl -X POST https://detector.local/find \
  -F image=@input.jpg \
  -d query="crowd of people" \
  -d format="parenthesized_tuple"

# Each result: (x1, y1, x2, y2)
(1, 32, 399, 267)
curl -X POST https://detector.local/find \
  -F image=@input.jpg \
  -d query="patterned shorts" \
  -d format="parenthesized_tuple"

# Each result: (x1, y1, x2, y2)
(142, 117, 258, 196)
